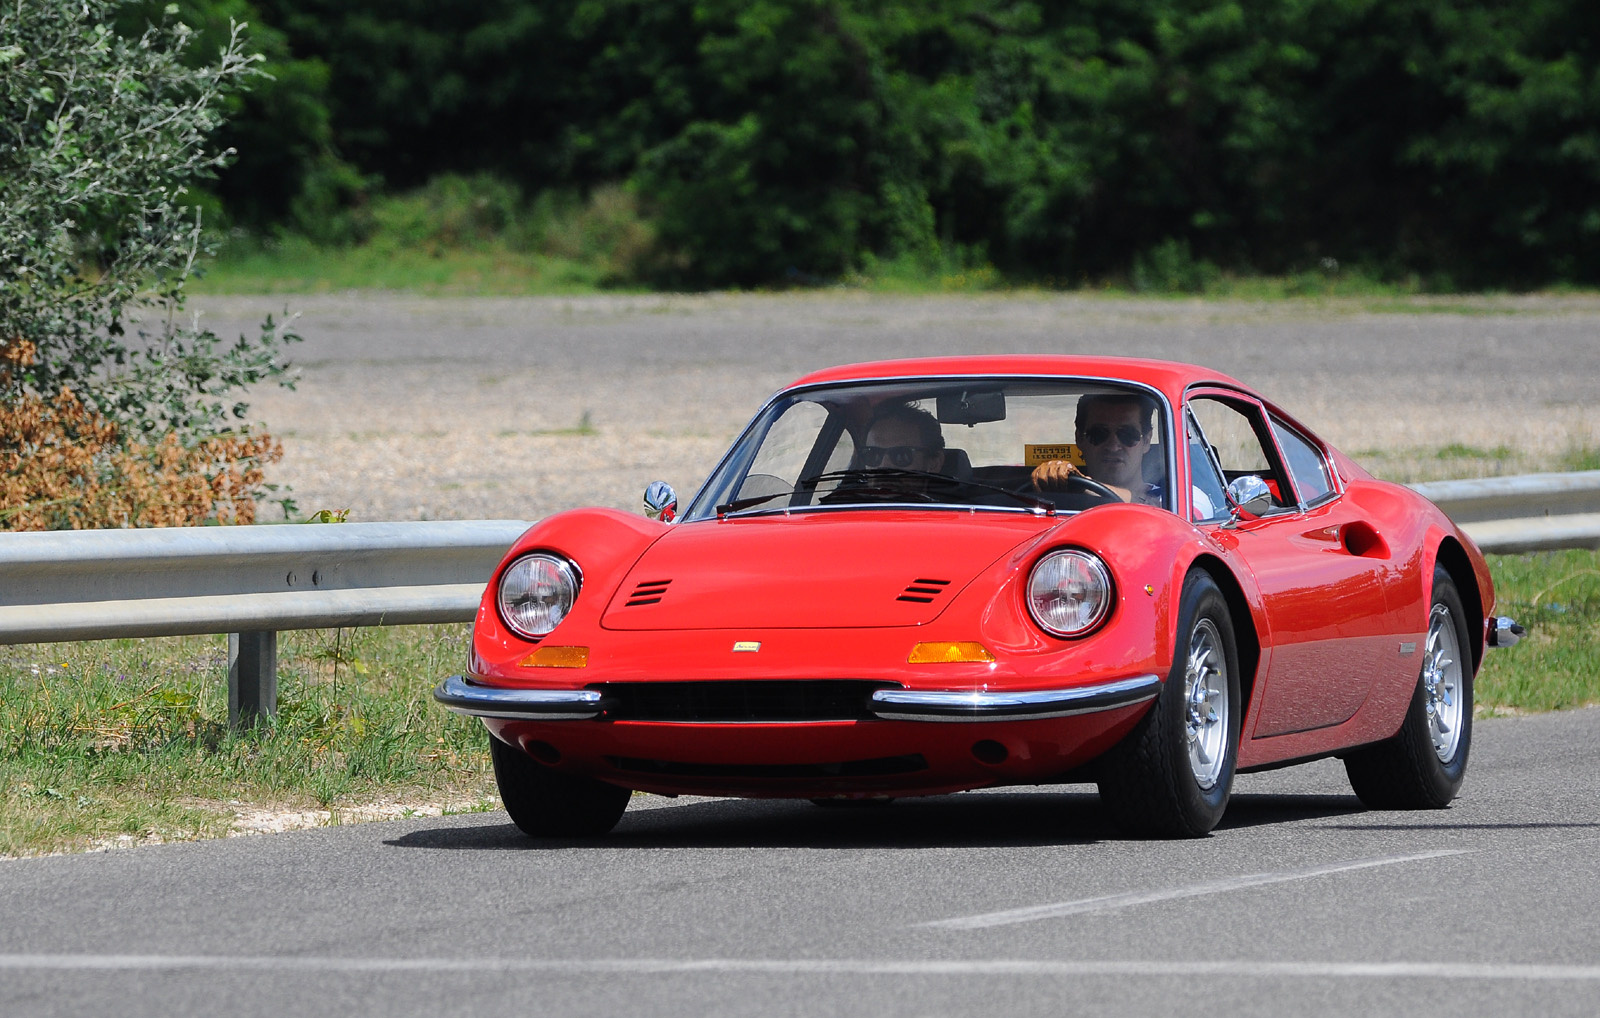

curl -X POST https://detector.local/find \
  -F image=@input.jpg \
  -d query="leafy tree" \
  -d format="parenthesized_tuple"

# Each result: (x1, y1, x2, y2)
(0, 0, 298, 528)
(176, 0, 1600, 289)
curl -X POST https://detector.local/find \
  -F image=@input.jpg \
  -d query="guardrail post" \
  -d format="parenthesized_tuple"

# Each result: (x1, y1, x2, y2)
(228, 631, 278, 730)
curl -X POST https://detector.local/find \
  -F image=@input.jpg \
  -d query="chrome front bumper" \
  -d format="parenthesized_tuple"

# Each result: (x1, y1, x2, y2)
(434, 673, 1162, 723)
(868, 674, 1161, 721)
(433, 675, 603, 720)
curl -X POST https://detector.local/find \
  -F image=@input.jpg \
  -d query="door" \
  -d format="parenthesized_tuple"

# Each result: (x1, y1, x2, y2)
(1188, 392, 1399, 737)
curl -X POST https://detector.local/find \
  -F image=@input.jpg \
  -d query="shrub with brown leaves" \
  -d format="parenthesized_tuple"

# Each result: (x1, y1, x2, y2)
(1, 339, 281, 530)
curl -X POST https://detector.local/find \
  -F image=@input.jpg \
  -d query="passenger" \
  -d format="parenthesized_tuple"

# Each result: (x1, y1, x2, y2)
(1032, 393, 1162, 506)
(820, 403, 949, 503)
(858, 403, 946, 477)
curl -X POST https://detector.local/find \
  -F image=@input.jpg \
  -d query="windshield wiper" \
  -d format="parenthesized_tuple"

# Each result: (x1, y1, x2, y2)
(716, 469, 882, 515)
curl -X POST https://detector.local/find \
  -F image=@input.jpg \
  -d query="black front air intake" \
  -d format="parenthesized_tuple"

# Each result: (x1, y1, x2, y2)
(590, 680, 898, 722)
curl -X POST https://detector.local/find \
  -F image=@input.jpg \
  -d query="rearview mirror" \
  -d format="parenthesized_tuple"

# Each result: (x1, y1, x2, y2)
(936, 389, 1006, 426)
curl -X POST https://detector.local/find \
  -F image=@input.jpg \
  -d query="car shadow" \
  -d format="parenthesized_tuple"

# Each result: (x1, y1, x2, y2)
(386, 787, 1372, 851)
(1215, 792, 1368, 830)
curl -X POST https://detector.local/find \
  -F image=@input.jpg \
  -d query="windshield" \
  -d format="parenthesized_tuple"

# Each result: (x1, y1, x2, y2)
(682, 377, 1174, 522)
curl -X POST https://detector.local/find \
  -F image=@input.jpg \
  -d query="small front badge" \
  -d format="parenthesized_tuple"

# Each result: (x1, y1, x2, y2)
(1399, 642, 1418, 656)
(732, 641, 761, 653)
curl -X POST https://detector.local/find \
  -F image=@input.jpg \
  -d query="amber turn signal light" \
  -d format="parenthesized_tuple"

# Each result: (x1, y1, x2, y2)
(907, 641, 995, 664)
(518, 646, 590, 668)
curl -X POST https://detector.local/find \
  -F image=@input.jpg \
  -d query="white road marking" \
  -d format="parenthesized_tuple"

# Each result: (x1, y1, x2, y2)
(919, 848, 1473, 930)
(1, 955, 1598, 982)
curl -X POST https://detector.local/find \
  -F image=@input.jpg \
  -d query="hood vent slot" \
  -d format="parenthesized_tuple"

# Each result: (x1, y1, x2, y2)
(625, 579, 672, 607)
(896, 578, 952, 603)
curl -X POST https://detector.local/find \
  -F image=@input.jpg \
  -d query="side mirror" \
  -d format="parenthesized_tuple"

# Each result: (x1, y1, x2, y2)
(643, 480, 678, 522)
(1223, 475, 1273, 526)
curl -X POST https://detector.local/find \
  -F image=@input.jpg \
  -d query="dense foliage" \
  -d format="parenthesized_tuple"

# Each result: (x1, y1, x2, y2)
(136, 1, 1600, 288)
(0, 0, 297, 528)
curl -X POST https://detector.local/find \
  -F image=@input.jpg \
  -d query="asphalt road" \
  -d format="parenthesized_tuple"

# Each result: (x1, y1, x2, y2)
(3, 707, 1597, 1017)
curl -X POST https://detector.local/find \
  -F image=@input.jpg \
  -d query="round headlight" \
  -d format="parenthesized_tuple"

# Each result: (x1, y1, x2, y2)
(497, 553, 580, 639)
(1027, 549, 1113, 637)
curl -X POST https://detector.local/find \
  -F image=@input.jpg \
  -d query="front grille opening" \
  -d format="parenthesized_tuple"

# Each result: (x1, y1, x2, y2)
(590, 680, 897, 722)
(604, 754, 928, 779)
(897, 577, 952, 603)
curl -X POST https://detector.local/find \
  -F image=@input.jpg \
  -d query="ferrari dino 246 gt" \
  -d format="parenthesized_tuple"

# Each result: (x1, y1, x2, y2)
(435, 356, 1522, 838)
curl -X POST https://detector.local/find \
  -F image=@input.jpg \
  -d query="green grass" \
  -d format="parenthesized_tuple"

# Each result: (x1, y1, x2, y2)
(1355, 443, 1600, 484)
(1477, 549, 1600, 714)
(190, 235, 633, 296)
(0, 625, 495, 858)
(1560, 447, 1600, 472)
(190, 232, 1600, 302)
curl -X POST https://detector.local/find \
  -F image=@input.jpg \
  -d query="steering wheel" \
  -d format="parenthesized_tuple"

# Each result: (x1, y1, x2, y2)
(1065, 473, 1122, 502)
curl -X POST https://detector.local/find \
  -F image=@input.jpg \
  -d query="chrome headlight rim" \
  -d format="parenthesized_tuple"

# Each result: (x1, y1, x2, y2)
(496, 552, 582, 641)
(1026, 548, 1114, 639)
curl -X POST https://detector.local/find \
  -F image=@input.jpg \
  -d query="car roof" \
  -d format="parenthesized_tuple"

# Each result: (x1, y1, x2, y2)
(784, 356, 1252, 401)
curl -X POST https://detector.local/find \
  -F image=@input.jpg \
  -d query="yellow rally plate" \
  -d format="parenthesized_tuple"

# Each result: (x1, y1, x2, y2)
(1024, 443, 1085, 467)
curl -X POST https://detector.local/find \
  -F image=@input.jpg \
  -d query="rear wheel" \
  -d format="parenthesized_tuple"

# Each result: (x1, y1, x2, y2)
(489, 734, 631, 837)
(1343, 566, 1473, 809)
(1098, 571, 1241, 838)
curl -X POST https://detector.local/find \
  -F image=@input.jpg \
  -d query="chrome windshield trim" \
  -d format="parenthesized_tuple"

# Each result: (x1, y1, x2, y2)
(432, 675, 602, 720)
(869, 674, 1161, 722)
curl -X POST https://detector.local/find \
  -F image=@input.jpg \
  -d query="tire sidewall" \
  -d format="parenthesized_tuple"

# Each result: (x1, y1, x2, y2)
(1165, 574, 1243, 827)
(1415, 567, 1474, 790)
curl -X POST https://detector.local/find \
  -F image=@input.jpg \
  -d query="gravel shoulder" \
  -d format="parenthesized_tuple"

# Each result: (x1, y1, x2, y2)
(188, 292, 1600, 523)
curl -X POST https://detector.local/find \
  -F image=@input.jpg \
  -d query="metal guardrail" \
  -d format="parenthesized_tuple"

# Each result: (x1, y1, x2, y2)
(1, 470, 1596, 727)
(0, 521, 530, 727)
(1409, 471, 1600, 554)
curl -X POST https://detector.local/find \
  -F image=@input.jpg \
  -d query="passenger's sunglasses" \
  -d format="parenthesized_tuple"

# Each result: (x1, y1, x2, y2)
(1084, 424, 1146, 447)
(860, 445, 927, 468)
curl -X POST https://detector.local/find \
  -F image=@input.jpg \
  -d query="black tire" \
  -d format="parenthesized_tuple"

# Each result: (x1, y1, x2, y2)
(1343, 566, 1473, 809)
(489, 734, 631, 837)
(1098, 571, 1242, 838)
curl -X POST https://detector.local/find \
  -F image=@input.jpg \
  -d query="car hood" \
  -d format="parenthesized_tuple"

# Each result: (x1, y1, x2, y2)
(599, 511, 1056, 631)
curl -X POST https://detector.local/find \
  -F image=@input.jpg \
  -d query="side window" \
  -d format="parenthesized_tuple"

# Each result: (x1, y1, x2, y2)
(1270, 417, 1335, 506)
(1186, 413, 1228, 522)
(1187, 396, 1293, 509)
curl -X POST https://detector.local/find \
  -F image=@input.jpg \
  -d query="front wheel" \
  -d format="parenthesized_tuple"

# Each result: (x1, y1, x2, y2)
(489, 734, 631, 837)
(1343, 566, 1473, 809)
(1098, 571, 1241, 837)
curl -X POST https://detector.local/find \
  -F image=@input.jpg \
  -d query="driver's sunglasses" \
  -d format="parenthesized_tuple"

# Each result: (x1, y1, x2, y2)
(1084, 424, 1146, 447)
(860, 445, 927, 468)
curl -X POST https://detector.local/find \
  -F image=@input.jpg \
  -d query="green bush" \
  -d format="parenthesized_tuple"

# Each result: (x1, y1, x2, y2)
(0, 0, 298, 527)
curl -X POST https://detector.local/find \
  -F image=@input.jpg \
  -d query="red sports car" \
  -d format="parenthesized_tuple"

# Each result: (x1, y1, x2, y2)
(435, 356, 1523, 838)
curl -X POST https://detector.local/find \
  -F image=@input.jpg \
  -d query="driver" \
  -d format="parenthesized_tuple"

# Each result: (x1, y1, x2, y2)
(1032, 393, 1161, 505)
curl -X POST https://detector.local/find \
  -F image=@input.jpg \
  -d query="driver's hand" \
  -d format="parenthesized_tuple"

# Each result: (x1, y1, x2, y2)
(1031, 459, 1081, 491)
